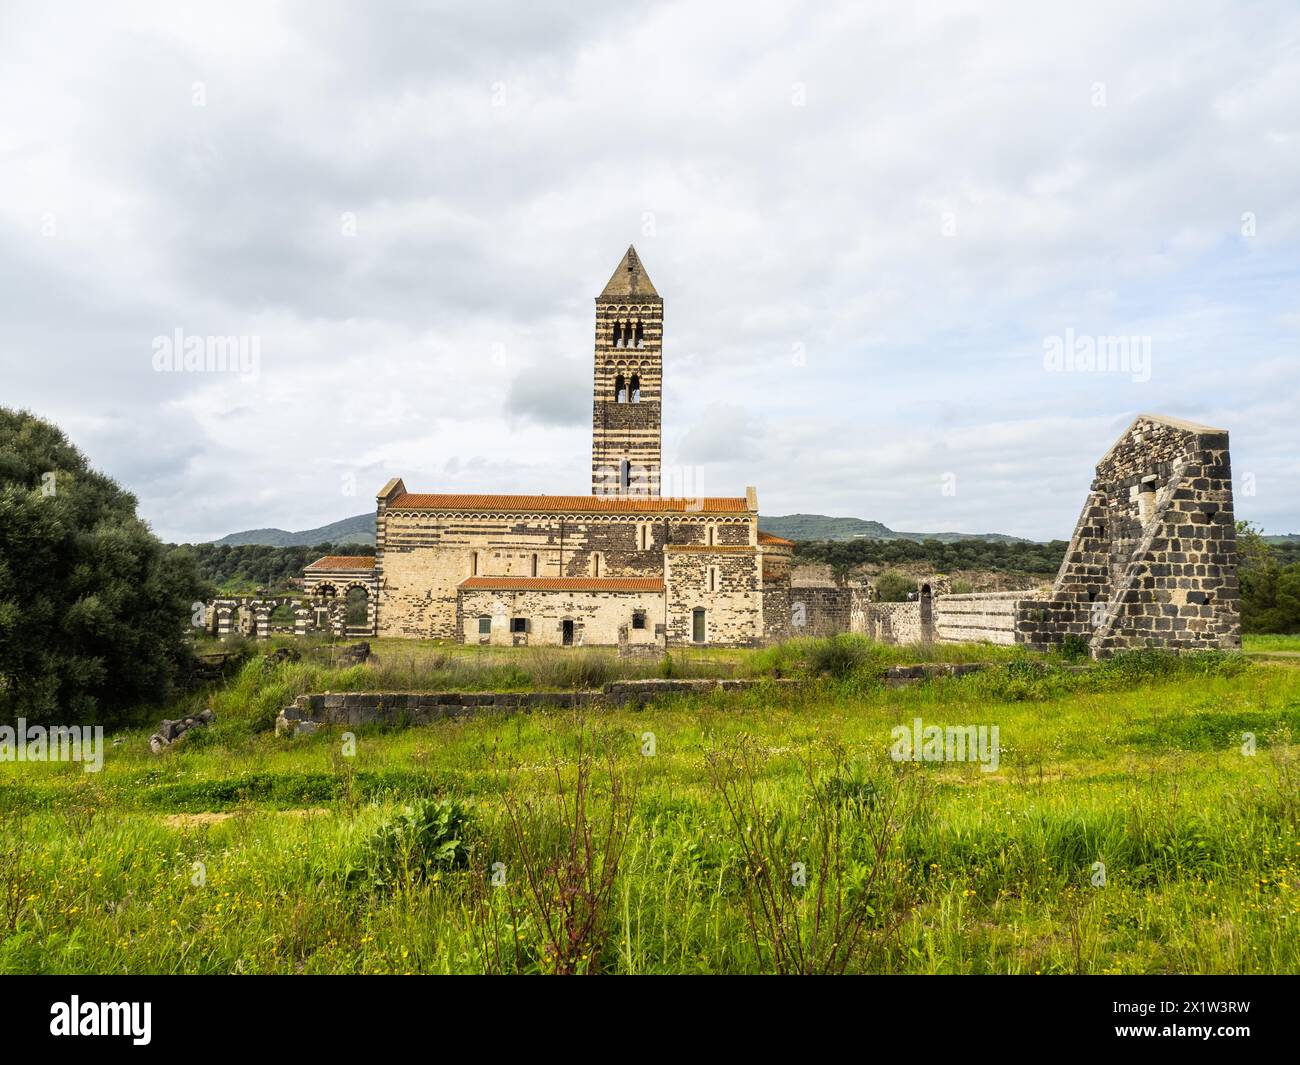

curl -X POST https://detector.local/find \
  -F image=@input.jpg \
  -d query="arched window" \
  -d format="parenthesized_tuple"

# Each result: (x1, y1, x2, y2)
(635, 320, 645, 348)
(530, 552, 539, 578)
(345, 586, 369, 627)
(630, 373, 640, 403)
(470, 551, 479, 577)
(619, 459, 630, 490)
(612, 321, 623, 348)
(593, 552, 603, 577)
(614, 373, 626, 403)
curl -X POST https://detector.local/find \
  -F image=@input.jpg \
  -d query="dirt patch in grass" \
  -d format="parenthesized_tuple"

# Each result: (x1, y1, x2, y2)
(161, 808, 331, 829)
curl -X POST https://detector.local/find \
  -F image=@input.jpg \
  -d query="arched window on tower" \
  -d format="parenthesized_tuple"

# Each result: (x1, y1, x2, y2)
(614, 373, 626, 403)
(635, 320, 645, 348)
(630, 373, 640, 403)
(612, 321, 623, 348)
(619, 459, 631, 490)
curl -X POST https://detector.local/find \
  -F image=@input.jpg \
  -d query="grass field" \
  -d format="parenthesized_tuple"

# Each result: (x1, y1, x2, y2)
(2, 639, 1297, 974)
(1244, 633, 1300, 654)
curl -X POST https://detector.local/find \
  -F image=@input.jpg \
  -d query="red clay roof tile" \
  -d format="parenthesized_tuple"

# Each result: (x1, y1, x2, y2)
(304, 556, 377, 571)
(389, 493, 749, 514)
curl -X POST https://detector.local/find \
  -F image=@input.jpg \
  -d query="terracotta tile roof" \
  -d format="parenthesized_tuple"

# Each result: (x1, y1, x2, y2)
(758, 531, 795, 546)
(459, 577, 665, 592)
(304, 555, 377, 571)
(389, 493, 749, 514)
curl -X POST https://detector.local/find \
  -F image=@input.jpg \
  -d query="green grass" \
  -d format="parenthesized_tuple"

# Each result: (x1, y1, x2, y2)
(1, 641, 1296, 974)
(1244, 633, 1300, 653)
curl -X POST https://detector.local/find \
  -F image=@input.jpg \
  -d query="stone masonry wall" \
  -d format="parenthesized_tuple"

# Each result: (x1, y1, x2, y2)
(862, 601, 923, 643)
(1019, 415, 1240, 655)
(377, 507, 754, 639)
(665, 547, 763, 646)
(457, 587, 665, 648)
(932, 592, 1024, 645)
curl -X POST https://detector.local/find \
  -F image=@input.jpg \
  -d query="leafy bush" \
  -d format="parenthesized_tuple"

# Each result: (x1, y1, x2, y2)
(353, 797, 474, 893)
(873, 570, 916, 603)
(807, 634, 871, 678)
(1058, 634, 1091, 662)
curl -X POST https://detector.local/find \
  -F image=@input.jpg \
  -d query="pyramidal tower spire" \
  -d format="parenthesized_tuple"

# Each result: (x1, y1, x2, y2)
(591, 245, 663, 496)
(598, 245, 660, 300)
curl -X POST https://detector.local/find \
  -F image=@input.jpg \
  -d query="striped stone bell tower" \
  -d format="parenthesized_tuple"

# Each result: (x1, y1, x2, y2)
(591, 245, 662, 496)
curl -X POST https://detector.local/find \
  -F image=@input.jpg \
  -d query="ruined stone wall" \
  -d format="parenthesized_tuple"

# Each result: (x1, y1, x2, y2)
(784, 586, 856, 636)
(1021, 415, 1240, 655)
(932, 592, 1024, 645)
(457, 587, 666, 648)
(862, 601, 923, 644)
(665, 547, 763, 646)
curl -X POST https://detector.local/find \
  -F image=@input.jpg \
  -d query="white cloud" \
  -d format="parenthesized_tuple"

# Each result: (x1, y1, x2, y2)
(1, 0, 1297, 541)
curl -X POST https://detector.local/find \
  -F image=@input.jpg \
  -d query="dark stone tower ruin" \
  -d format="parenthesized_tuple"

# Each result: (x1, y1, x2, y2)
(1021, 414, 1241, 654)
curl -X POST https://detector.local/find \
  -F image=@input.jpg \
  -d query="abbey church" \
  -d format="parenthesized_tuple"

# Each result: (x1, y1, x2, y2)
(357, 247, 796, 649)
(297, 245, 1240, 657)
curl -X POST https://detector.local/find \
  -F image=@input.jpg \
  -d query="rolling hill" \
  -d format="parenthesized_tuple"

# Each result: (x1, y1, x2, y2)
(211, 512, 375, 547)
(757, 514, 1031, 544)
(208, 511, 1029, 547)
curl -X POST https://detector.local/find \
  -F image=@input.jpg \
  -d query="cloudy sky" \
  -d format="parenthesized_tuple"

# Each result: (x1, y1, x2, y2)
(2, 0, 1297, 543)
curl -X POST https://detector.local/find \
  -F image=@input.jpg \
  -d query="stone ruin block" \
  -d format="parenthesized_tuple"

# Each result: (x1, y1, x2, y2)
(1019, 414, 1241, 657)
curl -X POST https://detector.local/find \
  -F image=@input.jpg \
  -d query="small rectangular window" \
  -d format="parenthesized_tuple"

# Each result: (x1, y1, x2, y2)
(478, 615, 492, 635)
(510, 618, 528, 634)
(632, 610, 647, 630)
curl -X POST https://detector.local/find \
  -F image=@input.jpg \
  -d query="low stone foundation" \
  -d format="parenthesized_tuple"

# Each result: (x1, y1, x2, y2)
(275, 678, 804, 734)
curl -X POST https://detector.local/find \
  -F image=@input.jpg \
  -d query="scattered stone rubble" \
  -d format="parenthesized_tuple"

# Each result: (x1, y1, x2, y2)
(149, 708, 216, 754)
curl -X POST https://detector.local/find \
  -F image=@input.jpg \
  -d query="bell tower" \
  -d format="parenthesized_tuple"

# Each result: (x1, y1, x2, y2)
(591, 245, 662, 496)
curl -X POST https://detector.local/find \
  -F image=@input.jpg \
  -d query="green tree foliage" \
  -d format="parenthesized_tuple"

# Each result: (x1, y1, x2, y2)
(872, 570, 917, 602)
(0, 409, 212, 727)
(1236, 520, 1300, 634)
(173, 541, 376, 594)
(793, 536, 1069, 575)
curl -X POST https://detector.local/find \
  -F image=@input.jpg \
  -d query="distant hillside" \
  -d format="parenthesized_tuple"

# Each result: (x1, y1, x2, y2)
(212, 512, 374, 547)
(211, 510, 1031, 547)
(759, 513, 1031, 544)
(1264, 534, 1300, 546)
